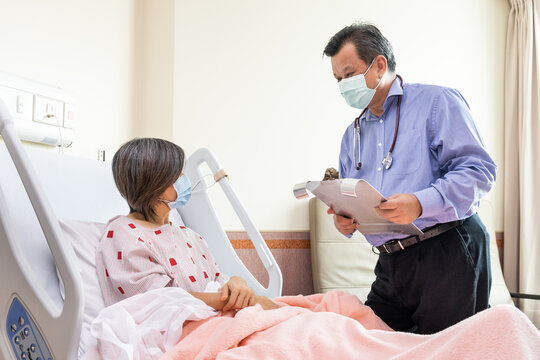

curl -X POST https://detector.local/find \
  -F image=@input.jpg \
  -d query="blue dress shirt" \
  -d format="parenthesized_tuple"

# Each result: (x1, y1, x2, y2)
(339, 77, 497, 246)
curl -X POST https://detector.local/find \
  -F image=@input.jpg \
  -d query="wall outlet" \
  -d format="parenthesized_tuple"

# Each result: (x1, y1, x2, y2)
(97, 149, 106, 162)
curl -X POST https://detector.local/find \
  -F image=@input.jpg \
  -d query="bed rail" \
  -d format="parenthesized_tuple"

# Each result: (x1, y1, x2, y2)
(180, 148, 283, 298)
(0, 98, 82, 359)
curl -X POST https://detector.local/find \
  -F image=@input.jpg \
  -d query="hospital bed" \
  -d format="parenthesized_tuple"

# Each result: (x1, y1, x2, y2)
(0, 99, 282, 359)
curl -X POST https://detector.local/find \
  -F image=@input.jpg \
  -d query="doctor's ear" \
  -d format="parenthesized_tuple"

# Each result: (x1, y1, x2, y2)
(374, 55, 388, 76)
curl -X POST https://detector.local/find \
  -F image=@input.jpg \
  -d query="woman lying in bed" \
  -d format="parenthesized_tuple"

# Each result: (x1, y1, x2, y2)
(95, 137, 279, 311)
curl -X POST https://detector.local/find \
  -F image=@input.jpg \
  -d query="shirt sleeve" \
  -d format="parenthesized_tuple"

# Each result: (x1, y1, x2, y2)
(97, 223, 172, 303)
(413, 88, 497, 223)
(190, 230, 230, 286)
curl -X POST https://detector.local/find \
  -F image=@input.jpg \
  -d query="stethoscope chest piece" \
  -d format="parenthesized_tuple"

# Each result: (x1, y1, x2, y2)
(382, 152, 393, 170)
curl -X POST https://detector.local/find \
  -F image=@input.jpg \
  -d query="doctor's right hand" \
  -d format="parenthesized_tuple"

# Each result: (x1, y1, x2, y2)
(327, 208, 357, 236)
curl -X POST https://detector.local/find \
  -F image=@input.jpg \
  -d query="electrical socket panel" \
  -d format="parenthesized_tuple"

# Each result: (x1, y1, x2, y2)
(33, 95, 65, 127)
(97, 149, 106, 162)
(0, 72, 76, 147)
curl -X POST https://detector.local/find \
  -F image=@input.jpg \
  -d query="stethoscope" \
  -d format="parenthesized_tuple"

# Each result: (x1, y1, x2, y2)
(353, 74, 403, 171)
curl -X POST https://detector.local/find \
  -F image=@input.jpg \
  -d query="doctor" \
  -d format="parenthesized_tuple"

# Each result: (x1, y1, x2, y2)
(324, 23, 497, 334)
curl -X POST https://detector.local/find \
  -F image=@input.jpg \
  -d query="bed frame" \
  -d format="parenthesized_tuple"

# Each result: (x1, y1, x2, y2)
(0, 98, 282, 359)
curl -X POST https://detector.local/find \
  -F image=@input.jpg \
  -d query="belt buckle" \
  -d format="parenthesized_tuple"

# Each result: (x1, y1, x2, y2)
(383, 244, 390, 253)
(397, 240, 405, 250)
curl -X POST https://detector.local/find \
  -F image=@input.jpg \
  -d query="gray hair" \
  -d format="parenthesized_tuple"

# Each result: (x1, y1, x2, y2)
(323, 22, 396, 73)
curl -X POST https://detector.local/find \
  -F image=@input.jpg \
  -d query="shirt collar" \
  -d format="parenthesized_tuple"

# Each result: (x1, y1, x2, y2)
(362, 76, 403, 122)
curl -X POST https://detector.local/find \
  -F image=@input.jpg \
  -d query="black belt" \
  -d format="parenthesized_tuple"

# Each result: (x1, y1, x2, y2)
(375, 220, 462, 255)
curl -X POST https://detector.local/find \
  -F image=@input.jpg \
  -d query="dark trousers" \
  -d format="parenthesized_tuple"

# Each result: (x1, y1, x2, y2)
(365, 214, 491, 334)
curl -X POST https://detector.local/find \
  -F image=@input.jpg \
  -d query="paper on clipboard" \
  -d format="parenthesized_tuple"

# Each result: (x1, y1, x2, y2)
(294, 178, 423, 236)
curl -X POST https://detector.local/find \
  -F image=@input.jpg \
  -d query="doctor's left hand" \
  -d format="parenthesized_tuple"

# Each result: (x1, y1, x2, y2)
(373, 193, 422, 224)
(221, 276, 255, 311)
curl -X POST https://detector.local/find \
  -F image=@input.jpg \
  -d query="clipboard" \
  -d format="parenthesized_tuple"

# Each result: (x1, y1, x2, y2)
(294, 178, 423, 236)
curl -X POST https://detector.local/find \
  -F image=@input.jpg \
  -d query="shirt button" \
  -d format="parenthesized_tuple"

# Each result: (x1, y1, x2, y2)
(379, 119, 383, 124)
(378, 142, 382, 147)
(377, 167, 382, 171)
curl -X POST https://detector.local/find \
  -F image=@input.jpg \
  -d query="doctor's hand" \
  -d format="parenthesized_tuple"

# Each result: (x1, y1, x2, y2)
(327, 207, 357, 236)
(373, 193, 422, 224)
(221, 276, 255, 311)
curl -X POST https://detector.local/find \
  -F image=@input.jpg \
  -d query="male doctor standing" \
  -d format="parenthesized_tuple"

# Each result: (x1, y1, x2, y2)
(324, 23, 497, 334)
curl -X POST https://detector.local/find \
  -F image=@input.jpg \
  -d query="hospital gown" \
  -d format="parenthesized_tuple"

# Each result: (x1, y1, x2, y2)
(96, 215, 229, 306)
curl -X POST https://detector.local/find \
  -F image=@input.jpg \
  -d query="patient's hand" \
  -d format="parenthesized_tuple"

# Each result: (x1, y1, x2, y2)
(221, 276, 255, 311)
(254, 295, 281, 310)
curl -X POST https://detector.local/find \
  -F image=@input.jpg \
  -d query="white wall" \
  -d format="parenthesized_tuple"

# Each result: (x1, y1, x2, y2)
(0, 1, 507, 231)
(174, 0, 509, 231)
(132, 0, 175, 140)
(0, 0, 136, 159)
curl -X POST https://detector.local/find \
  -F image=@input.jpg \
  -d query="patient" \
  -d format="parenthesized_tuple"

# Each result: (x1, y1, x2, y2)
(96, 137, 279, 311)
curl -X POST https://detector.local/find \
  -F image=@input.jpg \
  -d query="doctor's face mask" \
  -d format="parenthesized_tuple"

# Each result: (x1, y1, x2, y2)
(338, 57, 381, 109)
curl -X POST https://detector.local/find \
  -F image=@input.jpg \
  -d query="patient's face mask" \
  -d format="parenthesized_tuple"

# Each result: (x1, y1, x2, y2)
(338, 58, 381, 109)
(161, 174, 192, 209)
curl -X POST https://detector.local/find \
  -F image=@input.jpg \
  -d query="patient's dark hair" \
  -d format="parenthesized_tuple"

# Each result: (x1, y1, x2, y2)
(323, 22, 396, 73)
(112, 138, 185, 221)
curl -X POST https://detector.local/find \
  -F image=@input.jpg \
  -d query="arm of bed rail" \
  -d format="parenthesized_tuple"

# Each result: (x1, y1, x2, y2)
(0, 98, 82, 359)
(179, 148, 283, 298)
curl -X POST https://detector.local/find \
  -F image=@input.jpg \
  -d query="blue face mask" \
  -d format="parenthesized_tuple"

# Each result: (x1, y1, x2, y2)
(161, 174, 192, 209)
(338, 58, 381, 109)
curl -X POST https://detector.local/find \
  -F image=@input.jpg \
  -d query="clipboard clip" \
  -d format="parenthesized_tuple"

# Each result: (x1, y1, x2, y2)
(340, 178, 358, 197)
(293, 182, 309, 199)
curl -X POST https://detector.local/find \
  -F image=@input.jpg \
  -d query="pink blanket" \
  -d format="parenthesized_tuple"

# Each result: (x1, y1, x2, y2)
(160, 291, 540, 360)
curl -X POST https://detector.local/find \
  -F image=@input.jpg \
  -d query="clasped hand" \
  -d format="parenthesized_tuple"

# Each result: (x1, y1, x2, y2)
(220, 276, 280, 311)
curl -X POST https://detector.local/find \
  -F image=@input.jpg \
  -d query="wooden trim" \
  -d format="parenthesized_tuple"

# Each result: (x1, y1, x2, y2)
(227, 231, 505, 250)
(227, 231, 310, 249)
(227, 231, 310, 240)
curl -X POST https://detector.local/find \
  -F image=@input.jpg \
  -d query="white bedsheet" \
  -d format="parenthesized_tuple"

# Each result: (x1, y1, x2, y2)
(82, 286, 218, 360)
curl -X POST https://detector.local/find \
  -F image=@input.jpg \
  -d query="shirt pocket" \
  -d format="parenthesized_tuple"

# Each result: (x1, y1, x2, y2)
(387, 128, 422, 176)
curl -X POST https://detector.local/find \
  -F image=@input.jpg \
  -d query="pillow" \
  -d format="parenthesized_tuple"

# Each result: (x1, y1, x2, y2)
(57, 219, 106, 360)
